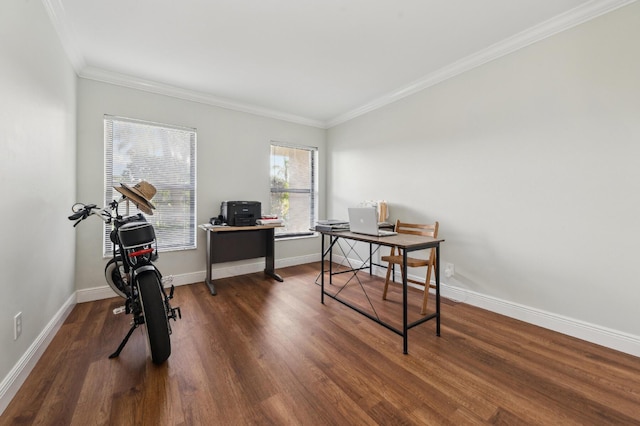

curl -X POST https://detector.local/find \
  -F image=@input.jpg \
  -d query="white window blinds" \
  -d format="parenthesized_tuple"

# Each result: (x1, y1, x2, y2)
(104, 115, 197, 255)
(270, 142, 318, 237)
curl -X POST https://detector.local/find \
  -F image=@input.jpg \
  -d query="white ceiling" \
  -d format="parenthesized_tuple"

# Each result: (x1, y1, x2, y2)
(46, 0, 629, 127)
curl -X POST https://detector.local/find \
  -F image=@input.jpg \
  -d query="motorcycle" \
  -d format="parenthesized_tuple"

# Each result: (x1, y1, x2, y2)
(69, 197, 181, 364)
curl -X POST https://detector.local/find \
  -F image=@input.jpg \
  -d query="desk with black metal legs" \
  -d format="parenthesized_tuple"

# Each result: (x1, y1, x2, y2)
(319, 230, 444, 354)
(201, 225, 283, 295)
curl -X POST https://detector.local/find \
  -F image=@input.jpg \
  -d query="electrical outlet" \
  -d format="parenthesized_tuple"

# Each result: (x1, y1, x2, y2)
(444, 263, 455, 278)
(14, 312, 22, 340)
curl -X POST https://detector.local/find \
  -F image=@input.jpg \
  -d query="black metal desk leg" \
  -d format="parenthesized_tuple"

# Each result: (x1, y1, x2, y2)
(264, 227, 283, 282)
(403, 249, 409, 354)
(321, 233, 325, 304)
(329, 236, 334, 285)
(436, 244, 441, 336)
(205, 231, 217, 296)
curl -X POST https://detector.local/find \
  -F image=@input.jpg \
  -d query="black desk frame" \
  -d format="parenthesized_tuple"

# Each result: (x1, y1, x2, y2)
(320, 230, 443, 354)
(203, 226, 283, 295)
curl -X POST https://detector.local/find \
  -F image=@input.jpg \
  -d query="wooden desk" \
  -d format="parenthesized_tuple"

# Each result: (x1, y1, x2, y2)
(201, 225, 283, 295)
(319, 230, 444, 354)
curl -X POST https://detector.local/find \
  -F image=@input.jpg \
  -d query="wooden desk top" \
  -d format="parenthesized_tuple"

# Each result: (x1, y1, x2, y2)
(320, 230, 443, 250)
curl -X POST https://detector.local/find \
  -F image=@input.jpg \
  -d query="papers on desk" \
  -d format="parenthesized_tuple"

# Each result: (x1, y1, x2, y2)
(199, 223, 227, 230)
(256, 218, 284, 225)
(317, 219, 349, 225)
(315, 219, 349, 232)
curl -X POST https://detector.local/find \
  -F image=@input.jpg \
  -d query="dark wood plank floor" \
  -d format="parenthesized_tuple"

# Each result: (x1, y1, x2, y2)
(3, 262, 640, 425)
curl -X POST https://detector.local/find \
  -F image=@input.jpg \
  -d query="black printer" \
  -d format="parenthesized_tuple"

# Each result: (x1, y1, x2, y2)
(221, 201, 261, 226)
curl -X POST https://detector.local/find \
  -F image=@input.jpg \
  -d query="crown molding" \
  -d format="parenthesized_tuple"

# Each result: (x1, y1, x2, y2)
(41, 0, 86, 71)
(43, 0, 635, 130)
(41, 0, 324, 128)
(79, 67, 326, 128)
(326, 0, 638, 128)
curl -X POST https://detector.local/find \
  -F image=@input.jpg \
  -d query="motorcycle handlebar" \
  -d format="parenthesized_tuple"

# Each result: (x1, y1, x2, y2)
(69, 198, 138, 227)
(68, 203, 100, 226)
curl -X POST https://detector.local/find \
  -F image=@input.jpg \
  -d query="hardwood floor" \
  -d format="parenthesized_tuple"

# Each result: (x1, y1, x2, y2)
(3, 262, 640, 425)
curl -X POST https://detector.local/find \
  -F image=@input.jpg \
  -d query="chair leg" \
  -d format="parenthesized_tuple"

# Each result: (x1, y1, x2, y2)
(421, 264, 433, 315)
(382, 262, 393, 300)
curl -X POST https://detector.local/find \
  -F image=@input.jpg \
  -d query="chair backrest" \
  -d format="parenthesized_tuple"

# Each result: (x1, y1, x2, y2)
(394, 220, 439, 238)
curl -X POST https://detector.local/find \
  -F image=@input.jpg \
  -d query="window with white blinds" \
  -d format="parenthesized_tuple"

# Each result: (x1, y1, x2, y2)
(104, 115, 197, 255)
(269, 142, 318, 238)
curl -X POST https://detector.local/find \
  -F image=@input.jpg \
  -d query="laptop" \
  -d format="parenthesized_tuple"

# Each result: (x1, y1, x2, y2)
(348, 207, 397, 237)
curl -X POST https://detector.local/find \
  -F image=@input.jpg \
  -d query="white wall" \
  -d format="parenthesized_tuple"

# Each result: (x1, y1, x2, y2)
(1, 5, 637, 413)
(75, 79, 326, 294)
(327, 3, 640, 352)
(0, 0, 77, 408)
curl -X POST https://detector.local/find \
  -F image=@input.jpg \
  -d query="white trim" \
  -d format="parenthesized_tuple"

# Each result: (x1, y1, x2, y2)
(438, 283, 640, 358)
(75, 271, 204, 303)
(105, 114, 196, 133)
(270, 140, 319, 152)
(44, 0, 635, 129)
(326, 0, 637, 127)
(75, 253, 321, 303)
(75, 285, 116, 303)
(41, 0, 86, 70)
(79, 67, 326, 129)
(370, 263, 640, 358)
(198, 253, 320, 280)
(276, 253, 322, 269)
(3, 251, 639, 415)
(0, 294, 76, 416)
(1, 253, 321, 411)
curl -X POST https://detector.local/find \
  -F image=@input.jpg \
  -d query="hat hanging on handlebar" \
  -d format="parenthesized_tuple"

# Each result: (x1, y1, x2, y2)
(114, 181, 157, 215)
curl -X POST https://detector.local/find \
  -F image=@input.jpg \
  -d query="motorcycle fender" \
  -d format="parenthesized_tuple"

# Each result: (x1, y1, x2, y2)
(131, 265, 161, 283)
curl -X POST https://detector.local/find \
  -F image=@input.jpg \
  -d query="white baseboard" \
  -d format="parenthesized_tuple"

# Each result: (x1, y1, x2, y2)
(5, 253, 638, 417)
(439, 283, 640, 358)
(2, 253, 320, 414)
(0, 293, 76, 416)
(75, 270, 205, 303)
(366, 259, 640, 358)
(76, 253, 321, 303)
(84, 253, 640, 357)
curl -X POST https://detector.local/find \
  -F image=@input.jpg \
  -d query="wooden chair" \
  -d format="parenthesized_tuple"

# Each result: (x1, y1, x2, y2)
(382, 220, 439, 315)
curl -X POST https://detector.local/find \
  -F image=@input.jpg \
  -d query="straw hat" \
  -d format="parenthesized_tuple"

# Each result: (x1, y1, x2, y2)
(114, 181, 157, 215)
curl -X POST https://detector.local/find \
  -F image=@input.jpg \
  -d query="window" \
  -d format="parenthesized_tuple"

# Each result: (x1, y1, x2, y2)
(270, 142, 318, 238)
(104, 115, 197, 255)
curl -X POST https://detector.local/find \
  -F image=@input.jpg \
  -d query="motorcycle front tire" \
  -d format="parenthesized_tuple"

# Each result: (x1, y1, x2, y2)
(137, 270, 171, 364)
